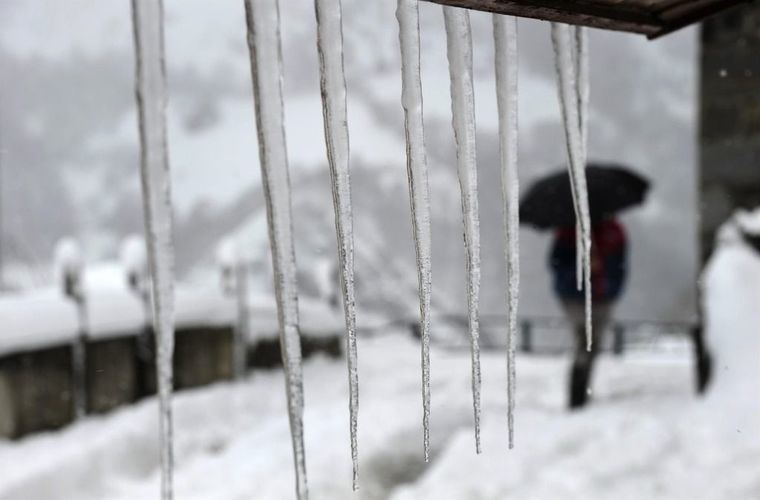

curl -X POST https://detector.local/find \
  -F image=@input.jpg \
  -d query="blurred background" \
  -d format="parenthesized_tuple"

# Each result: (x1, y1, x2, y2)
(0, 1, 756, 499)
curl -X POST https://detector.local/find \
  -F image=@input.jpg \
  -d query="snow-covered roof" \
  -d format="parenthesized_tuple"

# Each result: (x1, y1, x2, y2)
(0, 284, 235, 357)
(0, 289, 79, 355)
(247, 296, 344, 340)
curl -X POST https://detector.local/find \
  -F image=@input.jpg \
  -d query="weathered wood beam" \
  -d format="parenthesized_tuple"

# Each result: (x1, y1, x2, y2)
(420, 0, 751, 38)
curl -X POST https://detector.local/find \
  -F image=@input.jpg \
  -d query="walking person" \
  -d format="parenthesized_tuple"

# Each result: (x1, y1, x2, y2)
(549, 218, 628, 408)
(520, 162, 649, 409)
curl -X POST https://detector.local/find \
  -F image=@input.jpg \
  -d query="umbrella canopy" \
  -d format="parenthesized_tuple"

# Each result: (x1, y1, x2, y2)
(520, 163, 650, 230)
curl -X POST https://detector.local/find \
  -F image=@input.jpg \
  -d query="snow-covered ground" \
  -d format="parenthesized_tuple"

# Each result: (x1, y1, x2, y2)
(0, 214, 757, 500)
(0, 331, 755, 500)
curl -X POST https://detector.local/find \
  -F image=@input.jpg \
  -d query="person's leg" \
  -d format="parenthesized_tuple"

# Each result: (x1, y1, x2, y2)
(567, 302, 610, 409)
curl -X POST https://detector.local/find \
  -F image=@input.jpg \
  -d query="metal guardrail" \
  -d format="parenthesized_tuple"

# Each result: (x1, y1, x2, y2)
(386, 313, 699, 356)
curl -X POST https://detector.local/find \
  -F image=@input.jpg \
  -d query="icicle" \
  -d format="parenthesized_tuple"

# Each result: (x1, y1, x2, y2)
(130, 1, 175, 498)
(492, 14, 519, 450)
(396, 0, 433, 462)
(243, 1, 308, 498)
(550, 23, 593, 351)
(443, 6, 482, 454)
(313, 0, 360, 488)
(574, 26, 589, 158)
(574, 26, 592, 350)
(572, 26, 589, 291)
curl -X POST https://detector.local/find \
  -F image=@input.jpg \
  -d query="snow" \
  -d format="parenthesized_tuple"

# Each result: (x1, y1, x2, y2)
(0, 280, 236, 358)
(53, 238, 83, 282)
(314, 0, 360, 486)
(0, 318, 755, 500)
(396, 0, 433, 469)
(702, 212, 760, 405)
(247, 296, 343, 340)
(120, 235, 148, 278)
(492, 14, 519, 448)
(443, 5, 482, 455)
(243, 0, 308, 496)
(0, 212, 756, 497)
(0, 290, 79, 354)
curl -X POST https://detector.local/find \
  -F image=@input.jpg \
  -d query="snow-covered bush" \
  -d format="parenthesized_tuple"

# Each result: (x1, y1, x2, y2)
(702, 208, 760, 397)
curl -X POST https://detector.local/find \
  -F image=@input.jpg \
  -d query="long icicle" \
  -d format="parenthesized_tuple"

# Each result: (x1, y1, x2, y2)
(551, 23, 593, 351)
(574, 26, 592, 350)
(492, 14, 519, 450)
(130, 1, 175, 498)
(396, 0, 433, 462)
(244, 1, 308, 498)
(571, 27, 587, 292)
(313, 0, 359, 488)
(443, 6, 482, 454)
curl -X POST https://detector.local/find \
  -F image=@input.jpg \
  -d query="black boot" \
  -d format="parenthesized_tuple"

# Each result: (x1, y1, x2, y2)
(569, 361, 591, 409)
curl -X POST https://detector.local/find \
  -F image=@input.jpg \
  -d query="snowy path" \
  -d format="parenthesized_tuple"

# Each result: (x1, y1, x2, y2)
(0, 332, 756, 500)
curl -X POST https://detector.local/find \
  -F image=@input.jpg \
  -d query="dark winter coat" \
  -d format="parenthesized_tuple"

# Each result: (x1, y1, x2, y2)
(549, 219, 628, 303)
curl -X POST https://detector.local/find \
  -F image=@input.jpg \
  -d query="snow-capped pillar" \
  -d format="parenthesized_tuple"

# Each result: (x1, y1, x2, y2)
(216, 238, 249, 380)
(243, 0, 308, 497)
(121, 235, 153, 393)
(54, 237, 88, 419)
(129, 1, 177, 498)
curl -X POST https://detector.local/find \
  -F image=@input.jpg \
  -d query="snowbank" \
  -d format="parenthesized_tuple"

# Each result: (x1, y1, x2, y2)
(700, 211, 760, 429)
(2, 332, 754, 500)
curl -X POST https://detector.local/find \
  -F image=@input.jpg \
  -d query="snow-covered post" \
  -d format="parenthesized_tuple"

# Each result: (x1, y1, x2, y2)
(314, 0, 360, 486)
(493, 13, 519, 449)
(130, 1, 176, 498)
(243, 0, 308, 497)
(396, 0, 433, 464)
(443, 5, 483, 454)
(120, 235, 153, 385)
(216, 239, 249, 380)
(54, 237, 88, 419)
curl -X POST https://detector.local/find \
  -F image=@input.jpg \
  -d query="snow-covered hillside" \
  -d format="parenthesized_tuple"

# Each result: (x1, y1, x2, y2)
(0, 1, 698, 320)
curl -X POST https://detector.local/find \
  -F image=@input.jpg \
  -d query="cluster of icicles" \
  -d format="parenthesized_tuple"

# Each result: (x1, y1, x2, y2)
(129, 0, 592, 498)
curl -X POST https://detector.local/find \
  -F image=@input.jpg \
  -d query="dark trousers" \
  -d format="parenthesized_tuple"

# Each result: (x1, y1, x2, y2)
(562, 301, 611, 409)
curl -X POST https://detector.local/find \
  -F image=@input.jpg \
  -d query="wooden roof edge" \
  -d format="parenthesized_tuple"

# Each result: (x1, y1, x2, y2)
(420, 0, 753, 39)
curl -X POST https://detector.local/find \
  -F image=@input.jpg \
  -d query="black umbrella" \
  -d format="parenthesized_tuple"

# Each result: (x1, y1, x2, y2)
(520, 163, 650, 229)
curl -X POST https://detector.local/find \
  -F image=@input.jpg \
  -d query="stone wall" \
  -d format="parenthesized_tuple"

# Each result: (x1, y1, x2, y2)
(700, 4, 760, 260)
(0, 346, 74, 438)
(0, 323, 343, 439)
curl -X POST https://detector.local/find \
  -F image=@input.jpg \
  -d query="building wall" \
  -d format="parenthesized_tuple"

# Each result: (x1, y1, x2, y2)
(700, 4, 760, 260)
